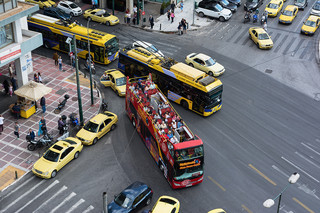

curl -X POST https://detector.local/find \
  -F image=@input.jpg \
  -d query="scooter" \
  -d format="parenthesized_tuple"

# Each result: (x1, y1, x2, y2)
(244, 12, 251, 23)
(69, 113, 79, 127)
(26, 133, 54, 151)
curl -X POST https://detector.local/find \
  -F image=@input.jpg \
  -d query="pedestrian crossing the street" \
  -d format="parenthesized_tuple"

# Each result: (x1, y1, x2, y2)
(0, 175, 95, 213)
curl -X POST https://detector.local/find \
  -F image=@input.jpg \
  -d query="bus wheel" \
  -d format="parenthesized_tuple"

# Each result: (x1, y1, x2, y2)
(44, 41, 50, 49)
(106, 21, 110, 26)
(181, 100, 189, 109)
(132, 118, 136, 128)
(188, 63, 194, 67)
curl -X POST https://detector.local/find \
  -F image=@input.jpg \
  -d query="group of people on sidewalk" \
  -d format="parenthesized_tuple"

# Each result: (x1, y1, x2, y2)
(2, 64, 18, 97)
(53, 51, 63, 71)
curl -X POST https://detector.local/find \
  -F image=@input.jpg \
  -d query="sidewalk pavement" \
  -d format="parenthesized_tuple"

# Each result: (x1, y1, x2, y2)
(0, 54, 100, 191)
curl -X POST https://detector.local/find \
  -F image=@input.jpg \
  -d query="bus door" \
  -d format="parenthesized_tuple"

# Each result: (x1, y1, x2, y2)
(58, 35, 69, 52)
(92, 44, 104, 63)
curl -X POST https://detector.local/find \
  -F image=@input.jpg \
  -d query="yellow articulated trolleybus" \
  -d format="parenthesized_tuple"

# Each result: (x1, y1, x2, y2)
(118, 47, 223, 116)
(27, 14, 119, 65)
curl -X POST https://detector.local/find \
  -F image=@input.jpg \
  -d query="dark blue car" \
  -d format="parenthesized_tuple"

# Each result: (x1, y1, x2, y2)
(108, 182, 153, 213)
(43, 7, 71, 21)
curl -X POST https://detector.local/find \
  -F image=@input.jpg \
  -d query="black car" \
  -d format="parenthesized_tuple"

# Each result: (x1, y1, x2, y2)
(244, 0, 263, 11)
(215, 0, 238, 12)
(108, 182, 153, 213)
(43, 7, 71, 21)
(294, 0, 308, 10)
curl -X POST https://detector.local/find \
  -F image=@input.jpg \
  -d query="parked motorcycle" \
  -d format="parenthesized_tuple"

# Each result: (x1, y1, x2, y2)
(244, 12, 251, 23)
(253, 14, 258, 23)
(26, 133, 54, 151)
(69, 113, 79, 127)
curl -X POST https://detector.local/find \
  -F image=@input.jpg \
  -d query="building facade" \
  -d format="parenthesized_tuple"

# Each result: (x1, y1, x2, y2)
(0, 0, 42, 87)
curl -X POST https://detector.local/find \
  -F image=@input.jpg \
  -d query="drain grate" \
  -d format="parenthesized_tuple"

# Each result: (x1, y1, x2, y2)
(265, 69, 273, 74)
(56, 89, 66, 95)
(71, 97, 78, 101)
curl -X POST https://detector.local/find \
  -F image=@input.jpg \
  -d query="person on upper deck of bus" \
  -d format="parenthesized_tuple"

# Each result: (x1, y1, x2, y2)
(164, 112, 170, 119)
(177, 119, 183, 128)
(149, 82, 156, 89)
(163, 102, 169, 108)
(172, 120, 177, 129)
(160, 122, 167, 129)
(167, 131, 173, 139)
(155, 121, 161, 129)
(154, 113, 160, 120)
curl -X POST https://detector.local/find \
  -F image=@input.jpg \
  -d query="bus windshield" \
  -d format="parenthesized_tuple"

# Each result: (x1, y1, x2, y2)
(174, 164, 203, 181)
(105, 37, 119, 56)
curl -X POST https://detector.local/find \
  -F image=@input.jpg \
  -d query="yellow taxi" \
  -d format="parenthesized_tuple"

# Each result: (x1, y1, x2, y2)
(32, 137, 83, 179)
(279, 5, 298, 24)
(185, 53, 225, 77)
(265, 0, 284, 17)
(301, 15, 320, 35)
(25, 0, 55, 9)
(83, 9, 119, 26)
(208, 209, 226, 213)
(100, 69, 126, 97)
(249, 27, 273, 49)
(76, 111, 118, 145)
(151, 196, 180, 213)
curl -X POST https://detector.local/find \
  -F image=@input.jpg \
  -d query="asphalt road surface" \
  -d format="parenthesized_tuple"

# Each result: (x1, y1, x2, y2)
(1, 3, 320, 212)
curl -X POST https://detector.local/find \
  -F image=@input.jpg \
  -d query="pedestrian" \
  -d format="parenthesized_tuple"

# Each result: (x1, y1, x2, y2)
(8, 64, 14, 77)
(182, 18, 187, 34)
(171, 1, 175, 13)
(53, 52, 59, 66)
(71, 54, 76, 69)
(126, 9, 131, 24)
(40, 96, 46, 114)
(180, 0, 183, 12)
(132, 12, 137, 25)
(14, 121, 20, 138)
(58, 56, 62, 71)
(263, 10, 268, 23)
(12, 103, 20, 119)
(38, 116, 46, 136)
(0, 114, 4, 135)
(149, 15, 154, 29)
(11, 77, 17, 91)
(3, 79, 9, 95)
(171, 11, 175, 23)
(133, 4, 137, 18)
(91, 0, 95, 9)
(38, 72, 42, 83)
(178, 21, 182, 35)
(28, 129, 35, 141)
(34, 73, 38, 82)
(58, 117, 65, 135)
(167, 10, 171, 21)
(8, 82, 13, 97)
(263, 21, 267, 32)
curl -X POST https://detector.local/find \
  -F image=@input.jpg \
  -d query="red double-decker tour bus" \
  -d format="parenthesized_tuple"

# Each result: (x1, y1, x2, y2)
(125, 75, 204, 189)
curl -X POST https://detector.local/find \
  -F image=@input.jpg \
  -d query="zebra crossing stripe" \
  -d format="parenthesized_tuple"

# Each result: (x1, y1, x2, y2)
(0, 180, 45, 213)
(82, 205, 95, 213)
(33, 185, 68, 213)
(50, 192, 76, 213)
(15, 180, 59, 213)
(65, 199, 85, 213)
(0, 175, 35, 201)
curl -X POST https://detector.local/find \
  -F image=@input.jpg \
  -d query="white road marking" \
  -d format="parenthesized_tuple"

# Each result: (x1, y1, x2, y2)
(272, 165, 289, 177)
(16, 180, 59, 213)
(0, 180, 45, 213)
(301, 142, 320, 156)
(295, 151, 320, 169)
(49, 192, 76, 213)
(33, 185, 68, 213)
(65, 199, 85, 213)
(105, 137, 111, 144)
(281, 157, 319, 183)
(82, 205, 95, 213)
(0, 176, 36, 201)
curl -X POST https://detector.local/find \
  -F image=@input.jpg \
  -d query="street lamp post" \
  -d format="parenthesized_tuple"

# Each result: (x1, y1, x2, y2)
(263, 172, 300, 213)
(87, 19, 94, 106)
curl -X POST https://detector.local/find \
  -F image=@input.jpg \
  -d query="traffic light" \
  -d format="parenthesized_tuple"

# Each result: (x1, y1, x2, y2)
(194, 1, 198, 9)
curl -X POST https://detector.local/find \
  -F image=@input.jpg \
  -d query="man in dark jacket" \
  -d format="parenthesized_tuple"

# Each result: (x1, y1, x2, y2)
(149, 15, 154, 29)
(171, 1, 176, 13)
(40, 96, 46, 114)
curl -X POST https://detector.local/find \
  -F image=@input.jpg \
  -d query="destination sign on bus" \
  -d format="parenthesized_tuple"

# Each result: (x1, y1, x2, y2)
(179, 159, 201, 169)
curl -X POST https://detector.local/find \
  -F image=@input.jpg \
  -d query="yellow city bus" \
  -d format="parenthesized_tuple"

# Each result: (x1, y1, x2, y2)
(119, 47, 223, 116)
(27, 13, 119, 64)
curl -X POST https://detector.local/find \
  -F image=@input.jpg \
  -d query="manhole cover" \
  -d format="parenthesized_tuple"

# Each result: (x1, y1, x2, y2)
(56, 89, 66, 95)
(72, 97, 78, 101)
(265, 69, 273, 74)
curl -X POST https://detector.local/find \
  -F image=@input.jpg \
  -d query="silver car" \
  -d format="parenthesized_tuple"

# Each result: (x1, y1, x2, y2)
(56, 1, 82, 17)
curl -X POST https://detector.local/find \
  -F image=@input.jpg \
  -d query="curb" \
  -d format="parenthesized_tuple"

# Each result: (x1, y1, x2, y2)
(122, 23, 200, 34)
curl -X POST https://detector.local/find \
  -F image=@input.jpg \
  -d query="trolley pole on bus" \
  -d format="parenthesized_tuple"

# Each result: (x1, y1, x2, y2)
(73, 35, 84, 126)
(87, 19, 94, 106)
